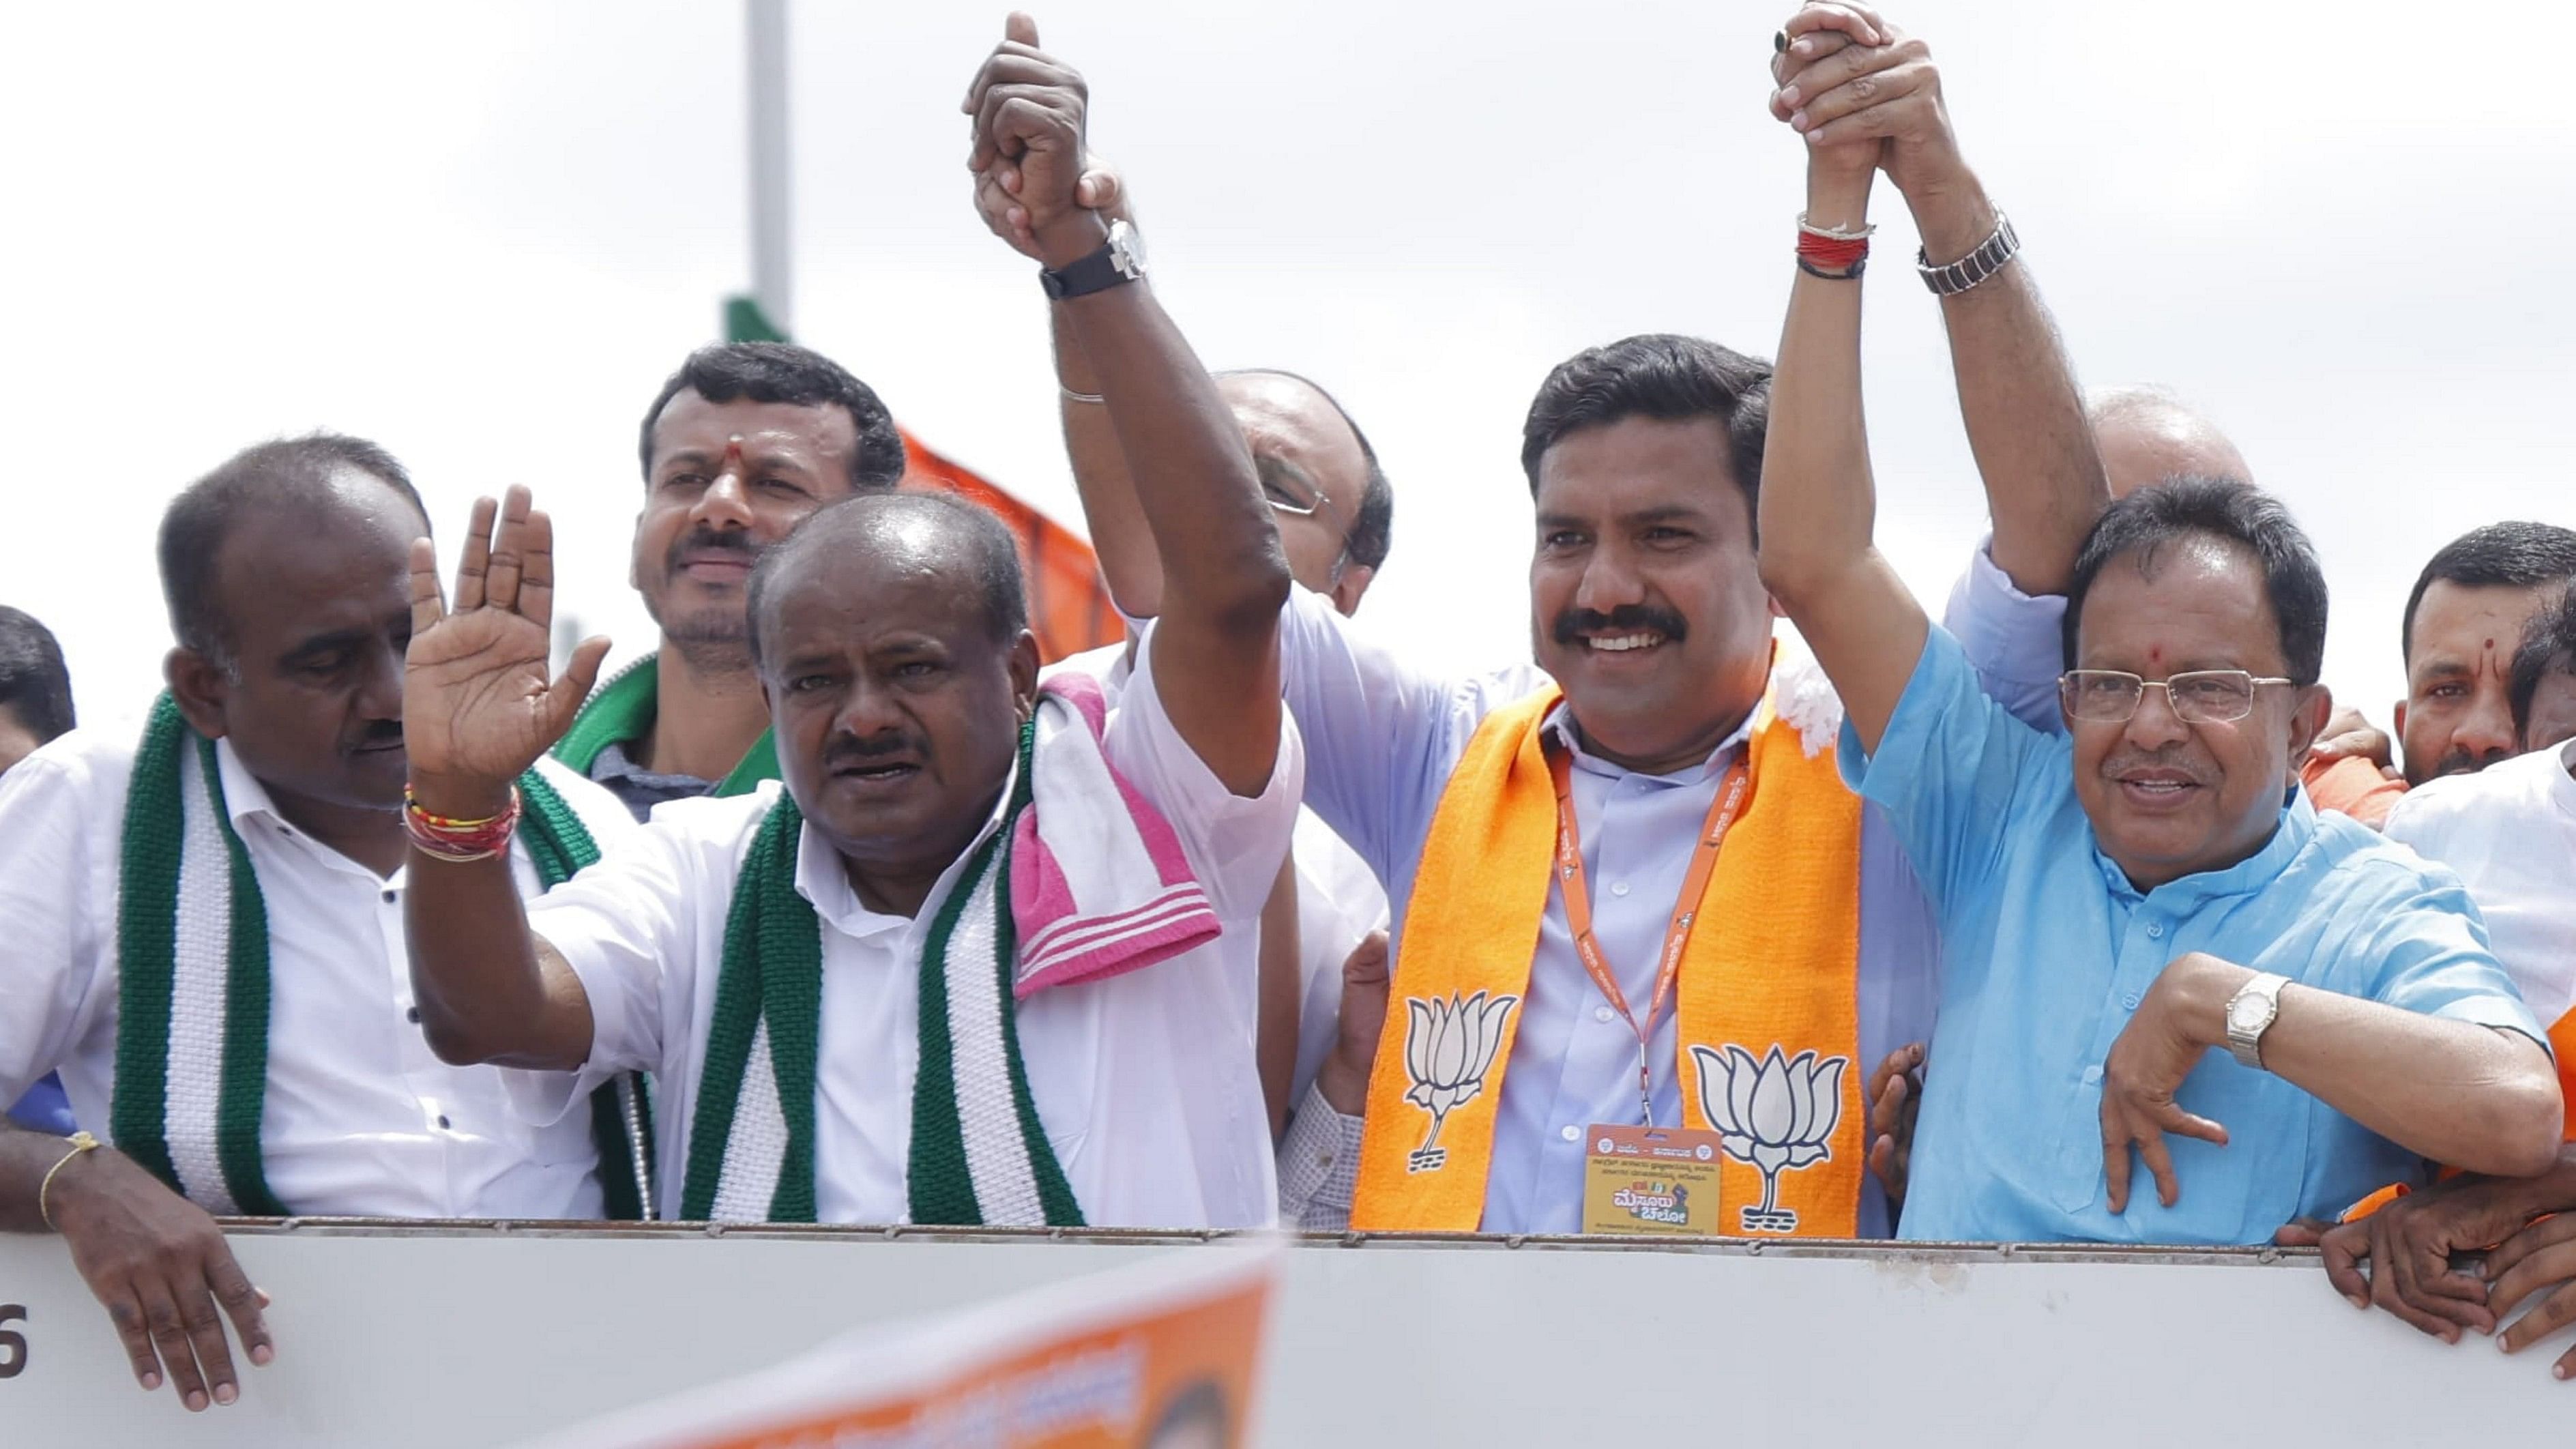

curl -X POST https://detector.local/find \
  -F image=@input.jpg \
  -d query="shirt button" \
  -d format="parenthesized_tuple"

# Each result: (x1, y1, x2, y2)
(2122, 992, 2141, 1010)
(1560, 1124, 1581, 1143)
(1609, 881, 1631, 897)
(436, 1115, 452, 1130)
(406, 1007, 421, 1025)
(2081, 1065, 2104, 1085)
(1594, 1006, 1615, 1024)
(2145, 922, 2164, 939)
(381, 890, 398, 905)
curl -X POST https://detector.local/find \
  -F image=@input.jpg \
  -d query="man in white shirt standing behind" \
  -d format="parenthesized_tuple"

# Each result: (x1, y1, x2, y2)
(0, 435, 637, 1416)
(2296, 585, 2576, 1376)
(396, 23, 1302, 1230)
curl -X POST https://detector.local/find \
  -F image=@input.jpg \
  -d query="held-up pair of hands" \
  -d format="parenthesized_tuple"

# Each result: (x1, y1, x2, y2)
(2277, 1157, 2576, 1381)
(961, 14, 1125, 272)
(1764, 2, 1964, 199)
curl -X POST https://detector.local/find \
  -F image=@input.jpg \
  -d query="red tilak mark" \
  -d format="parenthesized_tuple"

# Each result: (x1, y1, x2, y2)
(724, 437, 746, 467)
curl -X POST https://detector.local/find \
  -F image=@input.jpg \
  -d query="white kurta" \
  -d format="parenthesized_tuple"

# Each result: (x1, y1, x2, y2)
(0, 727, 632, 1218)
(515, 633, 1302, 1228)
(2384, 740, 2576, 1031)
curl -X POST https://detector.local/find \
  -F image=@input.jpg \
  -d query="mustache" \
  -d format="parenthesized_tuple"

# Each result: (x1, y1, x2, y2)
(823, 731, 925, 770)
(664, 527, 763, 573)
(347, 720, 404, 753)
(2099, 746, 2211, 784)
(1551, 605, 1688, 647)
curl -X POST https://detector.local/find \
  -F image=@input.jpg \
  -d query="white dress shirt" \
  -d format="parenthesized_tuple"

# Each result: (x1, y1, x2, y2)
(514, 634, 1302, 1229)
(0, 727, 632, 1218)
(2384, 740, 2576, 1030)
(1274, 551, 2068, 1235)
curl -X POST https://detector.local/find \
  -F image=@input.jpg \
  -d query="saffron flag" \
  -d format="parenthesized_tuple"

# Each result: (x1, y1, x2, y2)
(724, 293, 1124, 664)
(901, 430, 1124, 664)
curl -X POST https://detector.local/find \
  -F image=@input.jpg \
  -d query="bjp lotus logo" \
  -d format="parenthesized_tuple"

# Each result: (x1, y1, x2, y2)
(1400, 991, 1520, 1173)
(1689, 1042, 1848, 1234)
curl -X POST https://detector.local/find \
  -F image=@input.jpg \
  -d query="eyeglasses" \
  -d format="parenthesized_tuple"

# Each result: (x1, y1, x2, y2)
(1256, 456, 1345, 526)
(2058, 669, 2298, 725)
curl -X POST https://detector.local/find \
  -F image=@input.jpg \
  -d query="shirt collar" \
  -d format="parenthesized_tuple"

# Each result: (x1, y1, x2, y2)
(2094, 784, 2317, 905)
(210, 737, 278, 830)
(792, 758, 1019, 938)
(1541, 699, 1760, 785)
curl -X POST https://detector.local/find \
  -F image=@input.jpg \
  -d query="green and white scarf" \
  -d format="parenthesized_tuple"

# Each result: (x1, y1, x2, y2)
(553, 656, 778, 797)
(108, 695, 654, 1218)
(677, 716, 1084, 1227)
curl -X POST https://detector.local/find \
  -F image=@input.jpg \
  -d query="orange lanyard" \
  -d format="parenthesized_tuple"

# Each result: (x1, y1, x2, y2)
(1548, 745, 1753, 1127)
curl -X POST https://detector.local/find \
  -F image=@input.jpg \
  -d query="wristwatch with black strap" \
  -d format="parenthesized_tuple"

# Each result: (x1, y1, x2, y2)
(1040, 218, 1146, 301)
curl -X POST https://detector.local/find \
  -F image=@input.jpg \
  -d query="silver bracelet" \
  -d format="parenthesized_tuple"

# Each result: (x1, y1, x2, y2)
(1917, 213, 2020, 297)
(1059, 383, 1105, 405)
(1797, 210, 1875, 242)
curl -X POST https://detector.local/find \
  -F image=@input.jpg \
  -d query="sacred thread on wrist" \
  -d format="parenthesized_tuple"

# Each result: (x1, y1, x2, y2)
(404, 785, 523, 863)
(39, 1131, 101, 1230)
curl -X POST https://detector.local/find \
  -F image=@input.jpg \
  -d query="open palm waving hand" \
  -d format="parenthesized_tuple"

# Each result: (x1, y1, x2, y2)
(405, 486, 611, 807)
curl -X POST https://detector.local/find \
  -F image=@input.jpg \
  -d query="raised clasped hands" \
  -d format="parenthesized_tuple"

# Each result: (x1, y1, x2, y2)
(2098, 952, 2238, 1215)
(1768, 3, 1966, 204)
(402, 485, 609, 810)
(962, 12, 1119, 268)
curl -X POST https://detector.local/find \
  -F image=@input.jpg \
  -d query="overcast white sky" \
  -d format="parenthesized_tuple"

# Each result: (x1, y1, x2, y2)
(3, 1, 2569, 733)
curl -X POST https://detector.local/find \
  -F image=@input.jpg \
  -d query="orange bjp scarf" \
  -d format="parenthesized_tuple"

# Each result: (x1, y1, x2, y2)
(1349, 671, 1869, 1236)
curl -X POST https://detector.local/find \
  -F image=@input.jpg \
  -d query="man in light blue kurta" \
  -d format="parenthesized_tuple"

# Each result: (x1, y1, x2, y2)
(1845, 624, 2542, 1243)
(1756, 117, 2563, 1249)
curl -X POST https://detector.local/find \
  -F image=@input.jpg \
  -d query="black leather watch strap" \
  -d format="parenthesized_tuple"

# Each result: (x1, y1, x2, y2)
(1039, 221, 1143, 301)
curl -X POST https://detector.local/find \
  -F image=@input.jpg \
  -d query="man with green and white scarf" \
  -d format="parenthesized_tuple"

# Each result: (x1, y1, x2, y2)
(398, 36, 1301, 1229)
(0, 434, 639, 1416)
(557, 342, 908, 821)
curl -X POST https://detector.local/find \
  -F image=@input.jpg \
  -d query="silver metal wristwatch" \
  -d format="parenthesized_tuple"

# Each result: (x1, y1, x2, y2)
(2223, 972, 2291, 1070)
(1916, 213, 2020, 297)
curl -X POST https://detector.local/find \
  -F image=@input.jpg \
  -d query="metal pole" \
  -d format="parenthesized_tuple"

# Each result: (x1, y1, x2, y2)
(744, 0, 793, 337)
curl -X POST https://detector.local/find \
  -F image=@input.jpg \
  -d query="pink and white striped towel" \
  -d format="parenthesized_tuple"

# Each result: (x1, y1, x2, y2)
(1008, 673, 1221, 999)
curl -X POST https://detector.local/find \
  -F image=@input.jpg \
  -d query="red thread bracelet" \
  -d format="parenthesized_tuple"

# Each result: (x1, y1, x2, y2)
(404, 785, 523, 863)
(1796, 229, 1871, 275)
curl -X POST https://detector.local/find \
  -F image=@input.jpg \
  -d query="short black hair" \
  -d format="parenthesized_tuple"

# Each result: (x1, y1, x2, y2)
(2400, 521, 2576, 664)
(1219, 368, 1394, 571)
(2508, 584, 2576, 740)
(2063, 475, 2330, 684)
(158, 433, 427, 668)
(0, 606, 75, 743)
(1519, 334, 1772, 536)
(745, 491, 1029, 671)
(638, 342, 906, 493)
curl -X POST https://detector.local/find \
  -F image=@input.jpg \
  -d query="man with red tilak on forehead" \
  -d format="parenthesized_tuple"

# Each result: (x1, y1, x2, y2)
(553, 344, 910, 822)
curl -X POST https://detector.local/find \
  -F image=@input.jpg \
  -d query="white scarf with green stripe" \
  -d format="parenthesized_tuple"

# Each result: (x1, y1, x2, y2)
(110, 697, 651, 1218)
(679, 714, 1083, 1227)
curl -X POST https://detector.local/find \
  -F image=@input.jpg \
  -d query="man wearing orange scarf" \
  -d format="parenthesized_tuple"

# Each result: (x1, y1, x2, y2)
(1253, 16, 2109, 1237)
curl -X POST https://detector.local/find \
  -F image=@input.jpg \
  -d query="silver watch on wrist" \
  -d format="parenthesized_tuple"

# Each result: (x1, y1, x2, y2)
(2223, 972, 2291, 1070)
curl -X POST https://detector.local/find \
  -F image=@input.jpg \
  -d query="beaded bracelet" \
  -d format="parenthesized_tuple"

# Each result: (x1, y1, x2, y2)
(404, 785, 523, 863)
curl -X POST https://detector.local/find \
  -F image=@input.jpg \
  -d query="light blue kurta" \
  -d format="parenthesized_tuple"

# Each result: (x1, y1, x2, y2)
(1846, 626, 2541, 1244)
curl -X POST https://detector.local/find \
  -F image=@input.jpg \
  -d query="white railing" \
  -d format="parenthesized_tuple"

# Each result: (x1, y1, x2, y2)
(0, 1223, 2559, 1446)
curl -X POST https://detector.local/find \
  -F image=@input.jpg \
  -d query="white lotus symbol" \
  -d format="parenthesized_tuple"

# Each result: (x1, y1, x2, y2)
(1689, 1042, 1848, 1233)
(1401, 991, 1520, 1173)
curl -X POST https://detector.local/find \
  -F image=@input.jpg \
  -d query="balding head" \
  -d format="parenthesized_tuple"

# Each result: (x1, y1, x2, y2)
(1214, 368, 1391, 614)
(746, 493, 1039, 886)
(2088, 385, 2252, 499)
(746, 492, 1027, 675)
